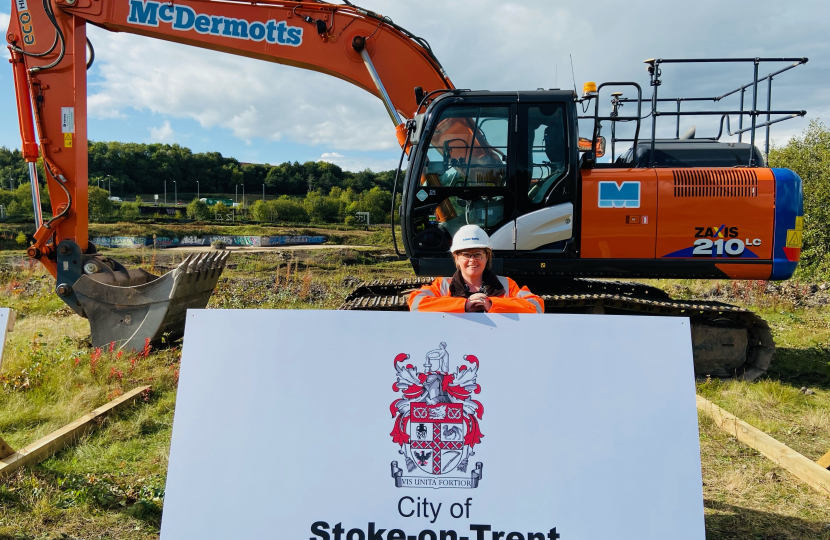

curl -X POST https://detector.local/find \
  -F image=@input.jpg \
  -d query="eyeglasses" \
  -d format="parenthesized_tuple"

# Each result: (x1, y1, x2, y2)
(457, 251, 487, 261)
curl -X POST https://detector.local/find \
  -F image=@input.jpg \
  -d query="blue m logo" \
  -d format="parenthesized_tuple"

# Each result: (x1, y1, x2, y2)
(598, 181, 641, 208)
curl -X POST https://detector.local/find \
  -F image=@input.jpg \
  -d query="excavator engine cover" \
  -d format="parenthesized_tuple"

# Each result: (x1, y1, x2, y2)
(56, 240, 228, 350)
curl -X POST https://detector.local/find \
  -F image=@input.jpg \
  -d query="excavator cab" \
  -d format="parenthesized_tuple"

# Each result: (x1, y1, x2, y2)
(402, 91, 579, 277)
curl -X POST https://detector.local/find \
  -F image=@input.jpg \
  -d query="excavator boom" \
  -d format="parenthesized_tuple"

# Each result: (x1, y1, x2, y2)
(6, 0, 452, 349)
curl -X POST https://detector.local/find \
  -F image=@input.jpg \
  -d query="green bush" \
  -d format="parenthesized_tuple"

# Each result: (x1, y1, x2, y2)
(250, 199, 268, 222)
(345, 186, 392, 225)
(273, 197, 309, 222)
(119, 202, 140, 221)
(212, 201, 231, 218)
(304, 190, 340, 223)
(15, 231, 27, 246)
(248, 197, 310, 223)
(88, 186, 114, 221)
(187, 198, 211, 221)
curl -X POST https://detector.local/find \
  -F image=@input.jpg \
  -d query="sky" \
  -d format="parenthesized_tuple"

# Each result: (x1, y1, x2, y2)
(2, 1, 828, 172)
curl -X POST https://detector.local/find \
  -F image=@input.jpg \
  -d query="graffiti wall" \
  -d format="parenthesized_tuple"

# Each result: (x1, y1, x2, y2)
(261, 235, 326, 246)
(91, 237, 151, 248)
(91, 235, 327, 249)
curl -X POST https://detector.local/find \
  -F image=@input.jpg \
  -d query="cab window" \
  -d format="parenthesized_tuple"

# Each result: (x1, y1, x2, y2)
(527, 105, 567, 203)
(421, 106, 509, 188)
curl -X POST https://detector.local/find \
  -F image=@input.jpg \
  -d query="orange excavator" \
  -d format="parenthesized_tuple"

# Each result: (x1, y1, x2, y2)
(7, 0, 806, 378)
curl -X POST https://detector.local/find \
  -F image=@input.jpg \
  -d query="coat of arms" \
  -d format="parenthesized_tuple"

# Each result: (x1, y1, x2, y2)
(390, 342, 484, 489)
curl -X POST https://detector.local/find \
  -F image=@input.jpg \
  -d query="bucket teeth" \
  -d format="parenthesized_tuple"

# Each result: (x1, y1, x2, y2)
(197, 253, 210, 271)
(187, 255, 198, 273)
(178, 254, 194, 271)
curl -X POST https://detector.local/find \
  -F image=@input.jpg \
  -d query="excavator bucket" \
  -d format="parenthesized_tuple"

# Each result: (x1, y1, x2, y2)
(56, 243, 229, 351)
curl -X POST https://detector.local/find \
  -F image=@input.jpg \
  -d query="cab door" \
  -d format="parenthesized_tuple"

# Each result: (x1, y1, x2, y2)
(512, 102, 577, 252)
(405, 102, 517, 264)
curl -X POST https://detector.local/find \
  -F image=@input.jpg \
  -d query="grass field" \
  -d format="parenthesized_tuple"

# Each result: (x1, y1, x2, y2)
(0, 233, 827, 539)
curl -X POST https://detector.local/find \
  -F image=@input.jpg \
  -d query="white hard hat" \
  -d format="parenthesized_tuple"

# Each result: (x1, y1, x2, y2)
(450, 225, 492, 253)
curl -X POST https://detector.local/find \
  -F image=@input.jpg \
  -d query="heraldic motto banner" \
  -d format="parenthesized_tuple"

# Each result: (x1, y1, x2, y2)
(162, 311, 704, 540)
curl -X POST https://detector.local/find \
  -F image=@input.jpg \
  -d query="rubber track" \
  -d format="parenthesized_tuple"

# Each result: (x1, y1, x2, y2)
(339, 278, 774, 380)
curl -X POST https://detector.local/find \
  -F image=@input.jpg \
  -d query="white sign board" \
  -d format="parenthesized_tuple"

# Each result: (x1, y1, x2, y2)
(162, 311, 704, 540)
(0, 309, 13, 371)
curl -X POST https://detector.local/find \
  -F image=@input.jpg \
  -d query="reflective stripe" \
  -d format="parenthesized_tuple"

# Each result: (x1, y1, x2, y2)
(497, 276, 510, 297)
(439, 277, 451, 296)
(410, 290, 435, 311)
(517, 290, 533, 298)
(527, 297, 544, 314)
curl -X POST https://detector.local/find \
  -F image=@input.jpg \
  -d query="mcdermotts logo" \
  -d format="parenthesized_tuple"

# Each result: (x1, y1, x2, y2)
(390, 343, 484, 489)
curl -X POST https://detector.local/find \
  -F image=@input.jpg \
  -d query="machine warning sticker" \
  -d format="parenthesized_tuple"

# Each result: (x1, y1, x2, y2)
(786, 216, 803, 248)
(598, 181, 640, 208)
(64, 133, 73, 148)
(416, 189, 428, 202)
(61, 107, 74, 133)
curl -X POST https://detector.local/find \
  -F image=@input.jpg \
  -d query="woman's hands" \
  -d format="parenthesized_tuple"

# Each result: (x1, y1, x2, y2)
(464, 293, 493, 313)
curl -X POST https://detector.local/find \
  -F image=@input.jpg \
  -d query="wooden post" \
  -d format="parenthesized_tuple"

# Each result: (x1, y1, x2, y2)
(0, 437, 14, 460)
(697, 394, 830, 496)
(0, 386, 151, 479)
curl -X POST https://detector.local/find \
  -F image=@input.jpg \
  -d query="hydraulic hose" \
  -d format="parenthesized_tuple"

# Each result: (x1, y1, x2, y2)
(390, 121, 414, 257)
(29, 0, 66, 74)
(86, 37, 95, 70)
(9, 31, 58, 58)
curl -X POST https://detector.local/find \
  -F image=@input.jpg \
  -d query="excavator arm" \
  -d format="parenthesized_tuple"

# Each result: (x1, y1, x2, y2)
(5, 0, 453, 349)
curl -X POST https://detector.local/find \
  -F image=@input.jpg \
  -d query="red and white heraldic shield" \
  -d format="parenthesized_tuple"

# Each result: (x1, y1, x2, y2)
(409, 403, 465, 475)
(389, 343, 485, 489)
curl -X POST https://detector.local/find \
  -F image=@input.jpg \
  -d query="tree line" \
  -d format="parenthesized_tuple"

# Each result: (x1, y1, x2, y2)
(0, 141, 399, 224)
(3, 122, 830, 275)
(0, 142, 396, 197)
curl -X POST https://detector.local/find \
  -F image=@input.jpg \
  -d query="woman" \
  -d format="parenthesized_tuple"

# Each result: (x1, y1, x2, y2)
(408, 225, 544, 313)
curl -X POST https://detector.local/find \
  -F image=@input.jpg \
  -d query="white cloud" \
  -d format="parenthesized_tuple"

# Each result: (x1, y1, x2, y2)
(148, 121, 174, 142)
(1, 12, 11, 60)
(7, 1, 825, 156)
(86, 25, 397, 151)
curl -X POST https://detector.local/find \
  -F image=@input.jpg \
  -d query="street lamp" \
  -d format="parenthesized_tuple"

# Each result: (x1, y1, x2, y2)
(164, 180, 167, 205)
(106, 175, 111, 195)
(173, 180, 177, 205)
(197, 181, 200, 200)
(262, 184, 265, 202)
(242, 183, 245, 207)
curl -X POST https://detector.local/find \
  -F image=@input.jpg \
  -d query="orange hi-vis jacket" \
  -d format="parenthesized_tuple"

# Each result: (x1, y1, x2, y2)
(408, 276, 544, 313)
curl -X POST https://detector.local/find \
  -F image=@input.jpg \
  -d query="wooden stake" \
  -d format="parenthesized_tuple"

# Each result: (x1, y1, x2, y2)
(0, 386, 151, 479)
(697, 394, 830, 496)
(818, 450, 830, 470)
(0, 436, 14, 460)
